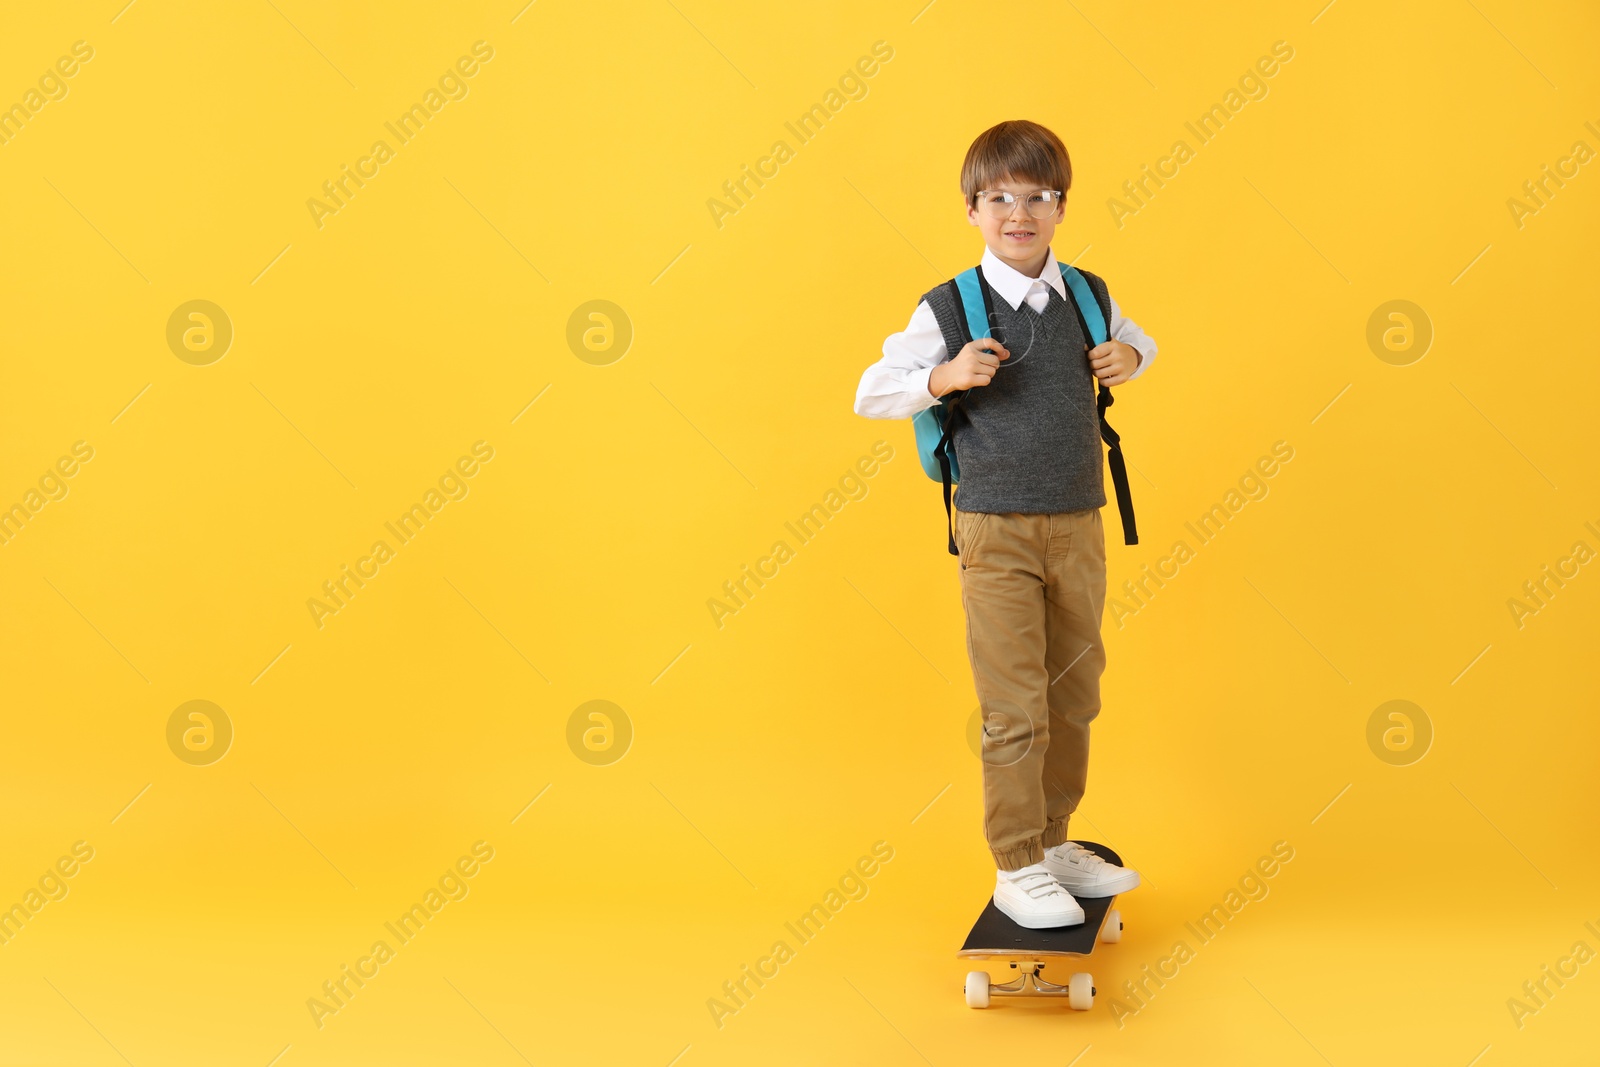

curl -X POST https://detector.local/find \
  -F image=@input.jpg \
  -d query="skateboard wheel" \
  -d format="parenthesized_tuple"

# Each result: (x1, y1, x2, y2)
(1101, 908, 1123, 943)
(1068, 972, 1094, 1011)
(965, 971, 991, 1009)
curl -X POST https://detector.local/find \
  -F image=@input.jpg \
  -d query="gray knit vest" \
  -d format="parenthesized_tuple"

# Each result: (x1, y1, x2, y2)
(921, 267, 1111, 514)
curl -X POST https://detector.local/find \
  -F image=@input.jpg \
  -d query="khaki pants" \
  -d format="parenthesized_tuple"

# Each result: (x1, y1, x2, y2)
(954, 507, 1107, 871)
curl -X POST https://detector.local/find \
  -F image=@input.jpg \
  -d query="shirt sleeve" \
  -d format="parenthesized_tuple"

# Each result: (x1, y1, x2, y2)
(1108, 292, 1159, 379)
(854, 299, 948, 419)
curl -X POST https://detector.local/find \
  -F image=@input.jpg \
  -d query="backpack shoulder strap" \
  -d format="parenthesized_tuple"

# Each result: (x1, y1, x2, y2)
(1078, 266, 1115, 332)
(1057, 260, 1138, 546)
(951, 267, 995, 346)
(931, 264, 1004, 554)
(1057, 262, 1108, 345)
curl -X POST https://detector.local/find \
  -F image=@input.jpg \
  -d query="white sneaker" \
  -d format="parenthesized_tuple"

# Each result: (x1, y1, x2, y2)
(993, 863, 1085, 929)
(1041, 841, 1140, 897)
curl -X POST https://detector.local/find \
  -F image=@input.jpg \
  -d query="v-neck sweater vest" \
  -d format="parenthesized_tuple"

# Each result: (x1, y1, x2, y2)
(920, 269, 1112, 514)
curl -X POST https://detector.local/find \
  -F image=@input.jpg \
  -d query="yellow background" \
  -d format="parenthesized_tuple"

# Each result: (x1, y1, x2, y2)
(2, 1, 1597, 1063)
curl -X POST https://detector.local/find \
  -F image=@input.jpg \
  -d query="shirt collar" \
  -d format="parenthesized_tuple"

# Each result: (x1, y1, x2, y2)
(979, 245, 1065, 310)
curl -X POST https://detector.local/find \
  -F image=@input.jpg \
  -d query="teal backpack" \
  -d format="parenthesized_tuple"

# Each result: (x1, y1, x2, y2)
(912, 261, 1138, 554)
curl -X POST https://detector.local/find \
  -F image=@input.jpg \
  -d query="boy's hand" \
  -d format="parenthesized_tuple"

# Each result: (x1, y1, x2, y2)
(928, 338, 1009, 398)
(1087, 341, 1142, 386)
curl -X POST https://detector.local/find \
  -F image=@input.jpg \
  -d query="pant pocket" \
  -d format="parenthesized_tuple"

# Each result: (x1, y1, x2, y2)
(957, 511, 990, 570)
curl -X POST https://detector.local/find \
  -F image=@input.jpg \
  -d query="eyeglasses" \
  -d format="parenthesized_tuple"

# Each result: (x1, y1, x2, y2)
(975, 189, 1064, 219)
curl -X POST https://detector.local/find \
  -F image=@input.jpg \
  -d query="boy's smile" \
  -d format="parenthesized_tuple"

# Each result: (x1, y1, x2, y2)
(967, 173, 1066, 279)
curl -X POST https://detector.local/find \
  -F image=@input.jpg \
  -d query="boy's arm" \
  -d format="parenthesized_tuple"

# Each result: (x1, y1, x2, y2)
(854, 300, 948, 419)
(1108, 293, 1158, 379)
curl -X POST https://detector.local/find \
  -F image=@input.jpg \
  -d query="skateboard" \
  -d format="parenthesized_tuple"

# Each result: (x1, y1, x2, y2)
(958, 841, 1127, 1010)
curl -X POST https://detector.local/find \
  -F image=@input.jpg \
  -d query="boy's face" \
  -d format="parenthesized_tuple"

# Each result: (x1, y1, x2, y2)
(966, 172, 1066, 277)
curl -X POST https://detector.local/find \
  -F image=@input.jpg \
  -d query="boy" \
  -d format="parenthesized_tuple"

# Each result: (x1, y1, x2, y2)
(853, 120, 1155, 929)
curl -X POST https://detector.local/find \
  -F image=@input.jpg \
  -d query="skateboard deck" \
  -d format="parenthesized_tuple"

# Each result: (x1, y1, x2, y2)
(958, 841, 1126, 1009)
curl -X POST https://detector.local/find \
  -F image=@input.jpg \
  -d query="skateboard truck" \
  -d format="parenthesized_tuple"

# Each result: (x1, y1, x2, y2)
(964, 962, 1097, 1010)
(988, 961, 1093, 999)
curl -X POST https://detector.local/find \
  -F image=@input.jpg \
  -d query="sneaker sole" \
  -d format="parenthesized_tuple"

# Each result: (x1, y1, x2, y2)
(993, 894, 1086, 930)
(1046, 870, 1141, 898)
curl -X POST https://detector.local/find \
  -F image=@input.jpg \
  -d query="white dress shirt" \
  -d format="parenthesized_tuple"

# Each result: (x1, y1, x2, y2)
(854, 246, 1158, 420)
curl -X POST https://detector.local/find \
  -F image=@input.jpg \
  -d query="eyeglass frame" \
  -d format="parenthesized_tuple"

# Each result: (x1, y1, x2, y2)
(972, 188, 1066, 219)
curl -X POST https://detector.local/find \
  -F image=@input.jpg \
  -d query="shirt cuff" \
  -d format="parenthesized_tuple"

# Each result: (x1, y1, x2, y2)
(910, 364, 943, 412)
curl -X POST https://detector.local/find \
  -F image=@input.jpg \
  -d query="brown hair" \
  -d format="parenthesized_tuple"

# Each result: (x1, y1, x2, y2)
(959, 120, 1072, 207)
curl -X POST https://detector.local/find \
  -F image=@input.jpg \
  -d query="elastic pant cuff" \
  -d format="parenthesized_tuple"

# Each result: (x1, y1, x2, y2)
(992, 839, 1044, 871)
(1042, 817, 1070, 850)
